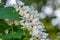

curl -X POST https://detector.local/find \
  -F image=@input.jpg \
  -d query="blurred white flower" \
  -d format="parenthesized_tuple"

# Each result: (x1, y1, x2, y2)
(54, 0, 60, 5)
(20, 20, 25, 25)
(32, 26, 40, 36)
(39, 12, 46, 19)
(54, 9, 60, 18)
(42, 6, 53, 16)
(0, 0, 1, 3)
(51, 9, 60, 26)
(52, 18, 60, 26)
(40, 32, 48, 39)
(37, 25, 44, 31)
(5, 30, 9, 34)
(5, 19, 9, 21)
(32, 18, 39, 25)
(16, 0, 24, 6)
(51, 18, 58, 26)
(6, 0, 17, 6)
(22, 6, 31, 11)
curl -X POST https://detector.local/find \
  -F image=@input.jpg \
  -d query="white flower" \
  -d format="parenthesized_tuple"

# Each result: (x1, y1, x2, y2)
(6, 0, 17, 6)
(5, 19, 9, 21)
(40, 32, 48, 39)
(40, 39, 45, 40)
(42, 6, 53, 16)
(32, 18, 39, 25)
(0, 0, 1, 3)
(32, 26, 40, 36)
(54, 9, 60, 18)
(5, 30, 9, 34)
(52, 18, 60, 26)
(42, 33, 48, 39)
(13, 5, 20, 11)
(54, 0, 60, 5)
(37, 25, 44, 31)
(5, 0, 48, 39)
(51, 18, 58, 26)
(52, 9, 60, 26)
(39, 12, 46, 19)
(16, 0, 24, 6)
(20, 20, 25, 25)
(22, 6, 31, 10)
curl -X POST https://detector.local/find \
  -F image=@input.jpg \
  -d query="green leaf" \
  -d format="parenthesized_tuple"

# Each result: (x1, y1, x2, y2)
(0, 6, 20, 20)
(1, 29, 24, 39)
(0, 20, 10, 33)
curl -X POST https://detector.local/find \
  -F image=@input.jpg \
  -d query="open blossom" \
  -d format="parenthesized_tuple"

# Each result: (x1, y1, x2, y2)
(19, 5, 48, 40)
(42, 6, 53, 16)
(5, 0, 48, 40)
(51, 9, 60, 26)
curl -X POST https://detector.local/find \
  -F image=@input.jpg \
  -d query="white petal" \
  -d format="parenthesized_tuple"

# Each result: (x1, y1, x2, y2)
(54, 9, 60, 18)
(42, 6, 53, 16)
(51, 18, 58, 26)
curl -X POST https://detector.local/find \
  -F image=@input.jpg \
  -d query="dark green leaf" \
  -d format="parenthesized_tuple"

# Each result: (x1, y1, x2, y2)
(0, 21, 10, 33)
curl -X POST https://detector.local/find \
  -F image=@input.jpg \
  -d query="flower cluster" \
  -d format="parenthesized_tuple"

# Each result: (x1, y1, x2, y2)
(19, 7, 48, 40)
(41, 0, 60, 28)
(5, 0, 48, 40)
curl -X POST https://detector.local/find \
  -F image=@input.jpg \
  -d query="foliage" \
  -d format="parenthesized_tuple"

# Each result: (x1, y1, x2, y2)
(0, 2, 24, 40)
(0, 6, 20, 20)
